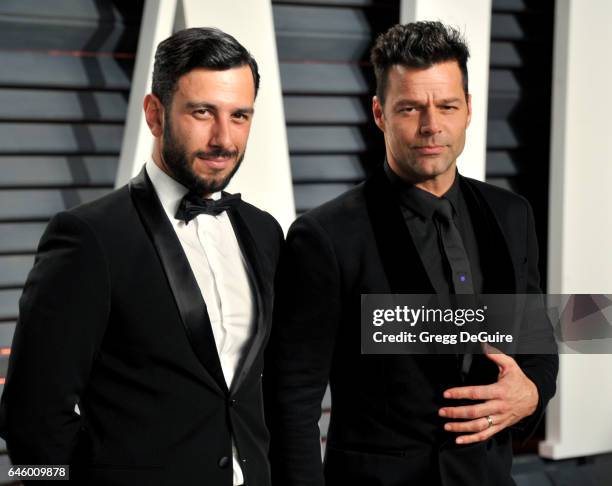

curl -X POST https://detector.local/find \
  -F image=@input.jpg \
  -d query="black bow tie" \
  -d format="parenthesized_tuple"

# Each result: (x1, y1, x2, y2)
(175, 192, 241, 224)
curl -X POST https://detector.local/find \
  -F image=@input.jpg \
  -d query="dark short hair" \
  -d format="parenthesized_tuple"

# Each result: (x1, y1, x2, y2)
(152, 27, 260, 108)
(370, 21, 470, 105)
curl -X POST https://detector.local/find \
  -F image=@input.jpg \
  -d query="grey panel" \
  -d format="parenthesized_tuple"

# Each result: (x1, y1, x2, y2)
(487, 93, 521, 119)
(0, 188, 110, 220)
(0, 123, 124, 154)
(0, 0, 143, 21)
(490, 14, 524, 39)
(0, 255, 34, 288)
(0, 89, 128, 122)
(0, 223, 46, 253)
(489, 70, 521, 94)
(280, 63, 370, 95)
(294, 183, 354, 212)
(274, 5, 370, 32)
(489, 42, 523, 68)
(492, 0, 527, 11)
(291, 155, 366, 182)
(287, 126, 367, 153)
(490, 13, 549, 41)
(0, 51, 132, 89)
(276, 33, 371, 62)
(486, 120, 520, 149)
(0, 322, 15, 348)
(0, 156, 118, 187)
(0, 290, 20, 320)
(486, 152, 520, 176)
(284, 96, 368, 124)
(0, 16, 138, 51)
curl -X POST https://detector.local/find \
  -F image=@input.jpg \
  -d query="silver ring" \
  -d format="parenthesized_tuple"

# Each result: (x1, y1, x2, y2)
(486, 415, 494, 428)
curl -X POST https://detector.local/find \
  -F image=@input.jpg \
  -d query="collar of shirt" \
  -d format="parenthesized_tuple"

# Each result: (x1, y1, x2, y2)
(383, 159, 461, 220)
(145, 159, 222, 224)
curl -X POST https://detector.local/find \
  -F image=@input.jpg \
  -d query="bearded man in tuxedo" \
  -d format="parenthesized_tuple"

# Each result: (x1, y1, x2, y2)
(1, 27, 282, 486)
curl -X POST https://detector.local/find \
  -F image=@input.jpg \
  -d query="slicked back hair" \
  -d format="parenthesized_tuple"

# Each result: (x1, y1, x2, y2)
(152, 27, 260, 109)
(370, 21, 470, 105)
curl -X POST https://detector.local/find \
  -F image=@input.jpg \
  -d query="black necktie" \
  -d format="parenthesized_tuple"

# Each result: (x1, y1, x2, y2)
(175, 192, 241, 224)
(434, 197, 474, 376)
(434, 198, 474, 295)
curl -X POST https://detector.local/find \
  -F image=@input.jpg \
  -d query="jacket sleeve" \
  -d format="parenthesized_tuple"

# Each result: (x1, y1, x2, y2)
(264, 214, 341, 486)
(514, 200, 559, 438)
(0, 211, 110, 464)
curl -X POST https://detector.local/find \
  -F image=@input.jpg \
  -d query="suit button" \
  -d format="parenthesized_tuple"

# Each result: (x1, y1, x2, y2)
(218, 456, 230, 469)
(229, 399, 237, 407)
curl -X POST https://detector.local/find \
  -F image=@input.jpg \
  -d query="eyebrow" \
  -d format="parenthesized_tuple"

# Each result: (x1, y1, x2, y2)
(394, 97, 463, 108)
(185, 101, 254, 114)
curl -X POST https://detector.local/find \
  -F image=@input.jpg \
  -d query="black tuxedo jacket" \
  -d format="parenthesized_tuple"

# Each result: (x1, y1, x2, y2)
(265, 168, 558, 486)
(0, 168, 283, 486)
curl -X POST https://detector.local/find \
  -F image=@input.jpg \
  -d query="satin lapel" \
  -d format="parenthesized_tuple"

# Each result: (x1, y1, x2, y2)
(459, 176, 516, 293)
(459, 177, 516, 385)
(364, 169, 435, 294)
(129, 168, 228, 394)
(226, 205, 268, 395)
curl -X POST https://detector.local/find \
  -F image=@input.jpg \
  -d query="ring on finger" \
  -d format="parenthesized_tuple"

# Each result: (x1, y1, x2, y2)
(485, 415, 494, 429)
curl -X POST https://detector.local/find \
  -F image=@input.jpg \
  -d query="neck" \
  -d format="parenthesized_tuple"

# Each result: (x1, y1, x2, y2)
(388, 159, 456, 197)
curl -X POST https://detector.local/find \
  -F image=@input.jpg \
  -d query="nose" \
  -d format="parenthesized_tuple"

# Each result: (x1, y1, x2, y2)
(419, 107, 442, 136)
(209, 116, 232, 149)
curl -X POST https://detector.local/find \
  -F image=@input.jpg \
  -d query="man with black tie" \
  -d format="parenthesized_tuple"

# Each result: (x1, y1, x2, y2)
(265, 22, 558, 485)
(0, 28, 282, 486)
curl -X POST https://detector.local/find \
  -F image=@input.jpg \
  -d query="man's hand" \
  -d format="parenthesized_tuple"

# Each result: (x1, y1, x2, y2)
(438, 345, 539, 445)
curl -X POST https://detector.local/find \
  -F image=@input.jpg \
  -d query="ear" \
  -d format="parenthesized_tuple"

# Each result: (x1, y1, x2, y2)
(466, 93, 472, 128)
(372, 95, 385, 132)
(144, 93, 164, 138)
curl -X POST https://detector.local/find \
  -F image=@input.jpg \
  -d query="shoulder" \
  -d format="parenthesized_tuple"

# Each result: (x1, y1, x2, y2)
(235, 199, 284, 254)
(67, 185, 132, 222)
(285, 183, 370, 261)
(295, 183, 368, 234)
(461, 176, 532, 216)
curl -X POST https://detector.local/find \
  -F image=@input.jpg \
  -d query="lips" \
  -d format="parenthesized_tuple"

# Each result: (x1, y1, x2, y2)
(196, 155, 233, 170)
(414, 145, 445, 155)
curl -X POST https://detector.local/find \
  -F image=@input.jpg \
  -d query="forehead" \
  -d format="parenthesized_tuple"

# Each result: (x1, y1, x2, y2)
(174, 65, 255, 106)
(386, 61, 464, 99)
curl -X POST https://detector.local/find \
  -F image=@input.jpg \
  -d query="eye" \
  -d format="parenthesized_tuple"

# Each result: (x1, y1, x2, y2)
(441, 105, 458, 111)
(193, 109, 211, 118)
(232, 112, 250, 122)
(398, 107, 416, 114)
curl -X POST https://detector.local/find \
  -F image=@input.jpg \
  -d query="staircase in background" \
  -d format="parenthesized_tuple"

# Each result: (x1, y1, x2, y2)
(485, 0, 555, 293)
(273, 0, 400, 215)
(0, 0, 144, 456)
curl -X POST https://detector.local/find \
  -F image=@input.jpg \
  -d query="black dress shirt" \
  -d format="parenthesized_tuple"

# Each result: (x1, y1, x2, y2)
(384, 160, 484, 295)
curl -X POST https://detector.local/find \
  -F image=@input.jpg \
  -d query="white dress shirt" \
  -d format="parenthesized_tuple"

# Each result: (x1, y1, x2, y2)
(146, 159, 253, 485)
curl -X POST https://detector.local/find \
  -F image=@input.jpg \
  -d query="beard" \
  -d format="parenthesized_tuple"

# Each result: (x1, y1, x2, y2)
(161, 117, 244, 196)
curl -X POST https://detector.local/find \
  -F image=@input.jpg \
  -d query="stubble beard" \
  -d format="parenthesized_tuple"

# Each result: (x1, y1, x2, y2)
(161, 116, 244, 196)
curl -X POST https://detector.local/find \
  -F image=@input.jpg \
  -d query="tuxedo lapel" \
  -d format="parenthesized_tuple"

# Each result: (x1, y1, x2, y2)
(129, 168, 228, 394)
(459, 177, 516, 293)
(364, 169, 435, 294)
(226, 205, 269, 394)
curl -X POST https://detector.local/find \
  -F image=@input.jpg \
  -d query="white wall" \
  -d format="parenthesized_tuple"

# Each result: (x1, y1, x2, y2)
(540, 0, 612, 460)
(400, 0, 491, 181)
(116, 0, 295, 232)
